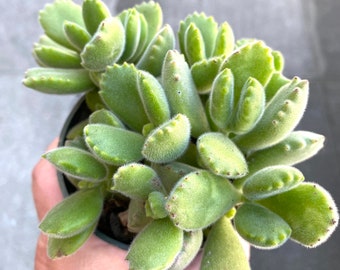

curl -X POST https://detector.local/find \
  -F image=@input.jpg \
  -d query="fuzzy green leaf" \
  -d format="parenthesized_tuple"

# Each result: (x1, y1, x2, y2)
(142, 114, 191, 163)
(145, 191, 168, 219)
(118, 9, 142, 62)
(162, 50, 210, 137)
(191, 56, 224, 94)
(184, 23, 206, 66)
(64, 136, 88, 151)
(33, 44, 81, 68)
(47, 222, 96, 258)
(134, 1, 163, 44)
(136, 25, 175, 76)
(39, 0, 85, 49)
(113, 163, 165, 200)
(179, 12, 218, 59)
(229, 77, 265, 134)
(128, 199, 152, 233)
(259, 183, 339, 247)
(248, 131, 325, 171)
(234, 203, 292, 249)
(84, 124, 144, 166)
(169, 230, 203, 270)
(36, 34, 66, 49)
(221, 41, 275, 104)
(128, 13, 148, 63)
(264, 72, 290, 102)
(85, 89, 107, 111)
(197, 132, 248, 178)
(176, 142, 200, 167)
(89, 109, 125, 128)
(272, 50, 285, 72)
(100, 63, 149, 132)
(243, 166, 304, 201)
(233, 77, 309, 152)
(235, 38, 257, 48)
(39, 188, 103, 238)
(166, 170, 241, 230)
(137, 71, 171, 126)
(81, 17, 125, 71)
(234, 131, 325, 188)
(23, 68, 94, 94)
(205, 99, 220, 132)
(212, 21, 235, 57)
(63, 21, 91, 52)
(127, 218, 183, 270)
(88, 71, 101, 87)
(142, 123, 155, 137)
(66, 120, 88, 140)
(208, 68, 234, 129)
(201, 215, 250, 270)
(152, 162, 196, 193)
(43, 147, 107, 181)
(82, 0, 111, 35)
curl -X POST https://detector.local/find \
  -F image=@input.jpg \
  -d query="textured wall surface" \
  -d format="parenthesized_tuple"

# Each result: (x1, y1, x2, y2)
(1, 0, 339, 269)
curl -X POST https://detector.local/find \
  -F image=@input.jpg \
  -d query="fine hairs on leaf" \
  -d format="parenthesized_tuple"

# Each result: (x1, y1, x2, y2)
(24, 0, 338, 269)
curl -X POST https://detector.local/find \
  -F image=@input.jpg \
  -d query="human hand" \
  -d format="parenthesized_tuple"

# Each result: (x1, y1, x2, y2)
(32, 138, 249, 270)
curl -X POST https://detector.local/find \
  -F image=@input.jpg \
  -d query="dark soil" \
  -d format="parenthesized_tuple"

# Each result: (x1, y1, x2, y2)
(97, 197, 136, 244)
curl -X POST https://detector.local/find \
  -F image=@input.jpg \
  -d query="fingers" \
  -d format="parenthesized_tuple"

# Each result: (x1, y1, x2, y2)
(32, 138, 63, 221)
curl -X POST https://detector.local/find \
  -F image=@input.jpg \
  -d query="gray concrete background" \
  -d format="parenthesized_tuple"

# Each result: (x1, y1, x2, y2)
(1, 0, 339, 269)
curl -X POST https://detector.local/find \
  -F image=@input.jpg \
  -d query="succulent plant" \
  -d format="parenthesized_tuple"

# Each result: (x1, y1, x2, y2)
(23, 0, 338, 269)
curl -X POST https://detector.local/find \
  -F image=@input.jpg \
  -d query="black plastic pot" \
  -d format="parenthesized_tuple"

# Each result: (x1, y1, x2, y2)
(57, 96, 130, 250)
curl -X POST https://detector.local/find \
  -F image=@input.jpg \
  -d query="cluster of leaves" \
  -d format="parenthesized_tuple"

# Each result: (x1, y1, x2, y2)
(23, 0, 338, 269)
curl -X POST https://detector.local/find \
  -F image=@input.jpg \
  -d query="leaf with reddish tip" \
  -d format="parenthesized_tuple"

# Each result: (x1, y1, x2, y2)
(259, 183, 339, 247)
(166, 170, 241, 230)
(243, 165, 304, 201)
(234, 203, 292, 249)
